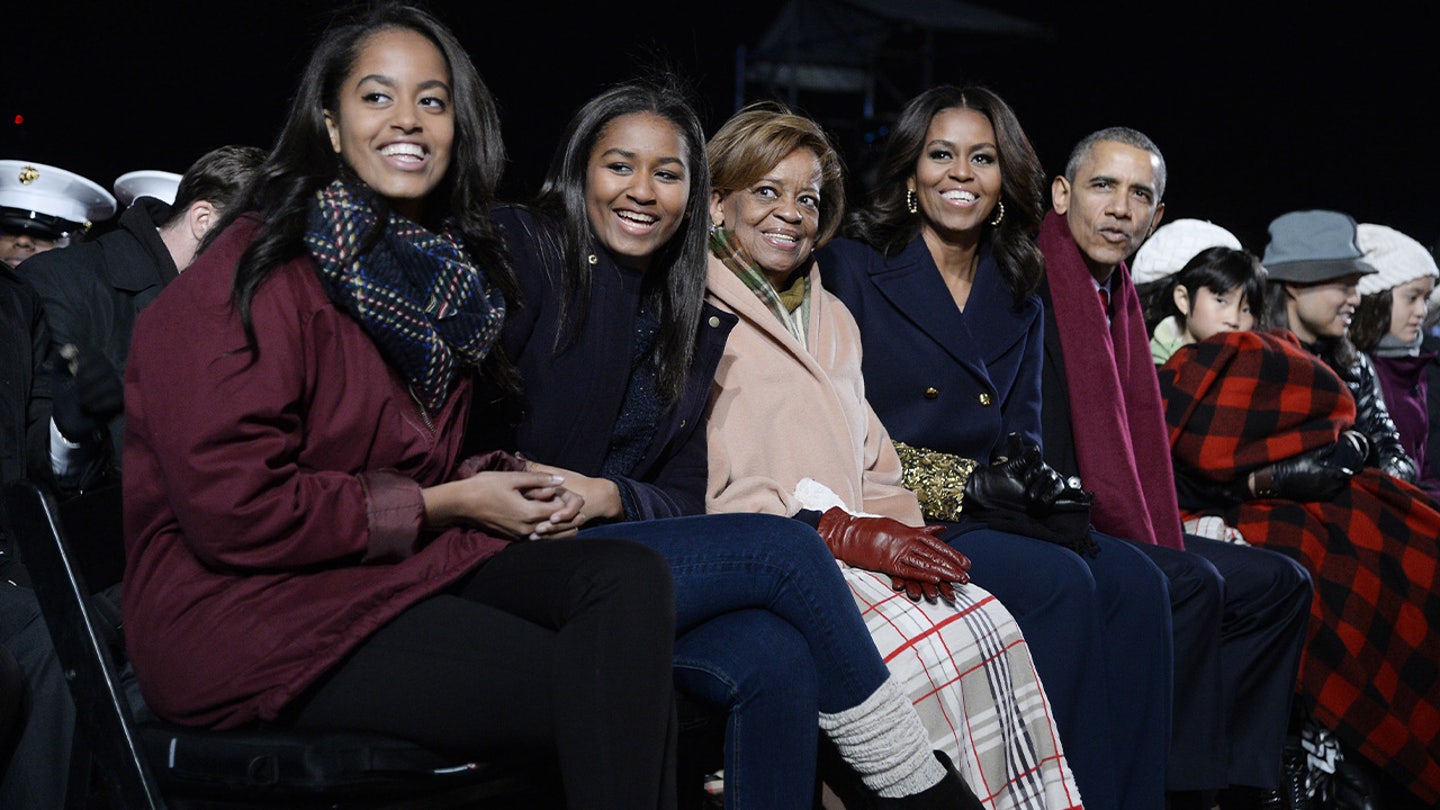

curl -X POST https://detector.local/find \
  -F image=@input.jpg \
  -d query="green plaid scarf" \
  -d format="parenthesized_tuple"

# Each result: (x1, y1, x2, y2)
(304, 180, 505, 415)
(709, 226, 810, 348)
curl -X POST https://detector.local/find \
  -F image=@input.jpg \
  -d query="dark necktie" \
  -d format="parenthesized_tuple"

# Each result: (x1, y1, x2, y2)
(1097, 287, 1111, 318)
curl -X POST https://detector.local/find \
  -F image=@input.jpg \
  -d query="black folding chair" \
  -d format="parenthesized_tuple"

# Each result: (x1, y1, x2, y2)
(2, 478, 558, 809)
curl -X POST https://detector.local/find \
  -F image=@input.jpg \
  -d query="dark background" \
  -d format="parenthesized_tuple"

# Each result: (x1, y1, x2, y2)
(4, 1, 1437, 255)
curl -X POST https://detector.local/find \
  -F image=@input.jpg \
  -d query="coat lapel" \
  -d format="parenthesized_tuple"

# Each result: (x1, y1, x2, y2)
(869, 239, 1027, 376)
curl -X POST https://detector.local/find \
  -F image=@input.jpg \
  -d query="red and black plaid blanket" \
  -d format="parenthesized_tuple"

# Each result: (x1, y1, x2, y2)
(1159, 329, 1440, 805)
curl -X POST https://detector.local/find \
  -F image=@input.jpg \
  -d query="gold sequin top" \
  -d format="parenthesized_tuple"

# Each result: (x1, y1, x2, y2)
(893, 441, 979, 522)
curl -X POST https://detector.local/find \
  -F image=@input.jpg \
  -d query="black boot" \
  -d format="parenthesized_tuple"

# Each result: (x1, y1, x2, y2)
(872, 751, 984, 810)
(1332, 756, 1383, 810)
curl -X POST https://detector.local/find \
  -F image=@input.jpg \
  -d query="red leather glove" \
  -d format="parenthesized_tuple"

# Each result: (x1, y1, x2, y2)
(817, 507, 971, 589)
(889, 575, 957, 603)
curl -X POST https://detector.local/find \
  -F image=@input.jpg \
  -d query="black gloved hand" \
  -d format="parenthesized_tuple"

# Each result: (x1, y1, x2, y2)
(962, 433, 1066, 515)
(50, 343, 123, 444)
(1265, 430, 1367, 501)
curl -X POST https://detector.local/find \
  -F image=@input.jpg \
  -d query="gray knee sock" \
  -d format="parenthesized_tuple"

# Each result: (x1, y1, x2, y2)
(819, 675, 945, 798)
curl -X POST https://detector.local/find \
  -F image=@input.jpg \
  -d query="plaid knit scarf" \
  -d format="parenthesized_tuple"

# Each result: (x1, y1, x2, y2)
(304, 180, 505, 415)
(710, 226, 811, 348)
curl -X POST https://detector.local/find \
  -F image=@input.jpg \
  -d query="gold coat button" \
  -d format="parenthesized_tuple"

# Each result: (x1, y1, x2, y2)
(978, 392, 993, 406)
(923, 387, 939, 399)
(707, 316, 721, 327)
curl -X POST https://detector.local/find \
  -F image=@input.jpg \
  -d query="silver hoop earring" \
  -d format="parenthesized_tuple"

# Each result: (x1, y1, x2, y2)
(988, 200, 1005, 227)
(906, 189, 918, 214)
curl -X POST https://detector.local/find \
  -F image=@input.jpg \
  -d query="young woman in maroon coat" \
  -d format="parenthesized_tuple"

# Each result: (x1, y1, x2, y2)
(120, 6, 681, 808)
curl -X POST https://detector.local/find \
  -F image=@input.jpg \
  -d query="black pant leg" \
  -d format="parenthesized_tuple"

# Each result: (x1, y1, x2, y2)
(293, 537, 678, 810)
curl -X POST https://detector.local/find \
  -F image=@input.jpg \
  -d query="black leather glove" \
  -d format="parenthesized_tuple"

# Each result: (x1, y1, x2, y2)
(1261, 430, 1367, 501)
(816, 507, 971, 594)
(962, 433, 1066, 515)
(50, 344, 123, 444)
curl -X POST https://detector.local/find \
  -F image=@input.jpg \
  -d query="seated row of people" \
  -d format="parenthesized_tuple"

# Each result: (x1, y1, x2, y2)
(2, 4, 1435, 808)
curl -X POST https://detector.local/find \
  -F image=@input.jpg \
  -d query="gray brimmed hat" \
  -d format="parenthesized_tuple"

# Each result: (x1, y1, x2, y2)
(1261, 210, 1376, 284)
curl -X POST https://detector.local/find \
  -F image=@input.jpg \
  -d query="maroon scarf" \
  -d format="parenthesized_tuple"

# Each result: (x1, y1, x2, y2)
(1039, 211, 1184, 549)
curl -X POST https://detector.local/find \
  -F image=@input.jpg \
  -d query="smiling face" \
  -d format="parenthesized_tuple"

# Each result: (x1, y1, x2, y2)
(1052, 140, 1165, 282)
(1285, 274, 1363, 342)
(1389, 275, 1435, 343)
(1179, 283, 1253, 343)
(711, 147, 822, 286)
(324, 28, 453, 222)
(584, 112, 690, 273)
(910, 107, 1001, 246)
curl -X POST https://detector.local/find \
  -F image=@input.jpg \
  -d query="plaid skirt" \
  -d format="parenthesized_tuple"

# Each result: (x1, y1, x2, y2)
(841, 564, 1083, 810)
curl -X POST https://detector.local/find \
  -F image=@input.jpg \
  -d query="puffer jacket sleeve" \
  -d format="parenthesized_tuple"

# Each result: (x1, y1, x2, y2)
(1350, 352, 1418, 482)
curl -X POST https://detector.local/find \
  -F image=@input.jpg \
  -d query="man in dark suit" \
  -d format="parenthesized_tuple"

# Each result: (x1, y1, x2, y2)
(21, 145, 264, 492)
(1036, 126, 1313, 810)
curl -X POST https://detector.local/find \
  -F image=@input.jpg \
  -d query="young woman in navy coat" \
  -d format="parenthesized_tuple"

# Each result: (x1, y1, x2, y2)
(817, 84, 1174, 810)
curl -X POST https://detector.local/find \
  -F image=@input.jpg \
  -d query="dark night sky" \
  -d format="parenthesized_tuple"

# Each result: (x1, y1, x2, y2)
(5, 1, 1437, 255)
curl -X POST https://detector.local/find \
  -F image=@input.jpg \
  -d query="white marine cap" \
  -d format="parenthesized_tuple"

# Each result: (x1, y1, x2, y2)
(114, 169, 183, 207)
(0, 159, 117, 238)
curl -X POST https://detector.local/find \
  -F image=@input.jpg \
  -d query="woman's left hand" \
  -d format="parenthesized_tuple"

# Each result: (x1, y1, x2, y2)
(521, 460, 624, 535)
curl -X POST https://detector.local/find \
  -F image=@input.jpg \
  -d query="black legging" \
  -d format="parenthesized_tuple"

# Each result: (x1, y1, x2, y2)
(291, 536, 678, 810)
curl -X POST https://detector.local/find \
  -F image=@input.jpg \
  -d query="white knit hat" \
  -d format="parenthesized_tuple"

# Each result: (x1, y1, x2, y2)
(1355, 223, 1439, 297)
(1130, 218, 1243, 286)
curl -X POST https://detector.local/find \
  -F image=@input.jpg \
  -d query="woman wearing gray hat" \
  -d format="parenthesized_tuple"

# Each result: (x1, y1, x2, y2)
(1262, 209, 1417, 483)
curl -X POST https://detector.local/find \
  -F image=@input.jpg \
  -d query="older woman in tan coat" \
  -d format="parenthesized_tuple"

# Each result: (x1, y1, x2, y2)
(703, 102, 1081, 810)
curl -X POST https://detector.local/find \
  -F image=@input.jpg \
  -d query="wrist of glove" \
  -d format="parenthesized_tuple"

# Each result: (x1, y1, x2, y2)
(50, 344, 123, 444)
(1264, 430, 1366, 501)
(817, 507, 971, 595)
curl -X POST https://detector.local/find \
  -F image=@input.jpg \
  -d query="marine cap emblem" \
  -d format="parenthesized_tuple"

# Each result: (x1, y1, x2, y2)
(18, 165, 39, 185)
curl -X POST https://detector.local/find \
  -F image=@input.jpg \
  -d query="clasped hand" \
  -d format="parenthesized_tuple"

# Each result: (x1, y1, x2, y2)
(423, 470, 585, 540)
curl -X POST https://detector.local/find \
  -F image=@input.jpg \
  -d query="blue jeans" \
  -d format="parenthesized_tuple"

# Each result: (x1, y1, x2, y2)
(943, 523, 1174, 810)
(581, 512, 891, 810)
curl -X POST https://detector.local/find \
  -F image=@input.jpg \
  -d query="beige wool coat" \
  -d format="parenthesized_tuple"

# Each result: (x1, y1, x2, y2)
(704, 254, 924, 526)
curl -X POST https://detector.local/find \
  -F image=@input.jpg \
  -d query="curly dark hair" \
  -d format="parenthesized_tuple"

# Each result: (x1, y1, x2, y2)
(844, 84, 1047, 304)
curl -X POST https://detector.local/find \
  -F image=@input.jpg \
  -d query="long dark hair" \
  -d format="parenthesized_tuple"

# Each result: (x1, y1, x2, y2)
(845, 84, 1046, 304)
(219, 2, 515, 354)
(531, 74, 710, 404)
(1144, 246, 1268, 335)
